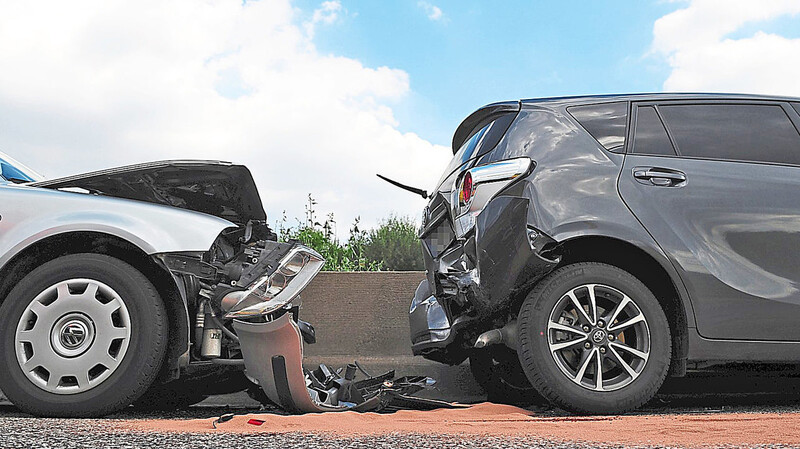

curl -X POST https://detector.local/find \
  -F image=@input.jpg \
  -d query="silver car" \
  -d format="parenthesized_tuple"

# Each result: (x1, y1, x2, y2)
(0, 152, 324, 416)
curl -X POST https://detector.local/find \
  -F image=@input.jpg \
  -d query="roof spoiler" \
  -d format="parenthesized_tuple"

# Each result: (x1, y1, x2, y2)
(451, 101, 521, 154)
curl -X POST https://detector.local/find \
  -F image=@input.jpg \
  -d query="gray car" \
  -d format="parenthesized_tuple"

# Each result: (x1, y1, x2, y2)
(410, 93, 800, 414)
(0, 154, 324, 416)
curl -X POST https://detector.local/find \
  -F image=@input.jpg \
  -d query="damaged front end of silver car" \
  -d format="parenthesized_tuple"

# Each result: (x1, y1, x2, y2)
(163, 235, 440, 414)
(25, 159, 441, 414)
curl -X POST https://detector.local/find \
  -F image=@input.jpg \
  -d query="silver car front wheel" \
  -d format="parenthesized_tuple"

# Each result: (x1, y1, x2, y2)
(0, 253, 167, 417)
(15, 279, 132, 394)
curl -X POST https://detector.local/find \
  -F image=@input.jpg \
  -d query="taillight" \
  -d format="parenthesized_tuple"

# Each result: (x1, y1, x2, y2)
(452, 157, 534, 238)
(460, 172, 473, 205)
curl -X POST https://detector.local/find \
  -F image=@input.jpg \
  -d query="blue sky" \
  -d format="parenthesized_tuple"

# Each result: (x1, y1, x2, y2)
(2, 0, 800, 234)
(295, 0, 677, 145)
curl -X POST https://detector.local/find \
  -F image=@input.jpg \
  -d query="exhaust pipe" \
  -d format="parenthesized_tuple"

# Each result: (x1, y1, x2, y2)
(474, 320, 518, 350)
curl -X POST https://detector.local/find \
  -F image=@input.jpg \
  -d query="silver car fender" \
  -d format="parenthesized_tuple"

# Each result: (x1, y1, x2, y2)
(0, 184, 235, 270)
(0, 183, 238, 373)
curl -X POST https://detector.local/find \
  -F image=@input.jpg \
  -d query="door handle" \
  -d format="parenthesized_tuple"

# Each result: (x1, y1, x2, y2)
(633, 168, 686, 187)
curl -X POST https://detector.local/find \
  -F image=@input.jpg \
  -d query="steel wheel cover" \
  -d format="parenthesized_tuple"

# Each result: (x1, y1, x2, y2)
(547, 283, 650, 392)
(14, 279, 132, 395)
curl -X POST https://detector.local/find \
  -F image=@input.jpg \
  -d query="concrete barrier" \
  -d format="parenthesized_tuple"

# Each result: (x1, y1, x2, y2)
(0, 272, 484, 407)
(299, 271, 482, 402)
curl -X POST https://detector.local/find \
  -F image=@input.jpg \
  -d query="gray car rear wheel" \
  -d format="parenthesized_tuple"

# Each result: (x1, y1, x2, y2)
(0, 254, 167, 417)
(517, 262, 671, 414)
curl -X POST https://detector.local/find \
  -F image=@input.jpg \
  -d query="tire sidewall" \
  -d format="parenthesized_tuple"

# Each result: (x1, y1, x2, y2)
(0, 254, 166, 416)
(518, 263, 671, 414)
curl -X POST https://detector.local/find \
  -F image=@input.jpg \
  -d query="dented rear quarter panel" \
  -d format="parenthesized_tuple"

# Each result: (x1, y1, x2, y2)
(427, 101, 696, 325)
(493, 102, 695, 325)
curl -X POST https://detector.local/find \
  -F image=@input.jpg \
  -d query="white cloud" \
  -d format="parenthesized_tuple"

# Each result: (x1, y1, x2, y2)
(652, 0, 800, 94)
(417, 1, 443, 21)
(304, 1, 342, 39)
(0, 0, 452, 236)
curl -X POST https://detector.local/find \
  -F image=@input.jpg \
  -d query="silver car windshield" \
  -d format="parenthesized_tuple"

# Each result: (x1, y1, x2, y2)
(0, 151, 44, 182)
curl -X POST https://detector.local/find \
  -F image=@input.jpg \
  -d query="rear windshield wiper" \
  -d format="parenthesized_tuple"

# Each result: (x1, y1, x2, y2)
(376, 174, 428, 199)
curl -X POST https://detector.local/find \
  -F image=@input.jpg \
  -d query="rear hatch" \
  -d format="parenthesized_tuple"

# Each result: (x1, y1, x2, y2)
(419, 102, 520, 293)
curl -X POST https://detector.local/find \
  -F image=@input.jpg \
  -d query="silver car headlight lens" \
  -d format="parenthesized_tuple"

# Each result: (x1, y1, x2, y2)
(224, 245, 325, 319)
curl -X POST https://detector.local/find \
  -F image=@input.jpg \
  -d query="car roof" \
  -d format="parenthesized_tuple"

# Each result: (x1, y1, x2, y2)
(520, 92, 800, 108)
(453, 93, 800, 152)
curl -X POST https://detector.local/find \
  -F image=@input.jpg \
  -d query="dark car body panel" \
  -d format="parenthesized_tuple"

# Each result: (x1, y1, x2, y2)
(619, 99, 800, 342)
(413, 92, 800, 367)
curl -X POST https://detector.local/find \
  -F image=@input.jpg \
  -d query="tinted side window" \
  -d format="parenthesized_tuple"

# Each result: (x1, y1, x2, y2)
(632, 106, 675, 156)
(568, 102, 628, 151)
(659, 104, 800, 165)
(793, 102, 800, 116)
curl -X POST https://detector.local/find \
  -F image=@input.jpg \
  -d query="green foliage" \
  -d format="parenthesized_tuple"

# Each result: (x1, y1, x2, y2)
(363, 215, 424, 271)
(275, 195, 423, 271)
(276, 194, 382, 271)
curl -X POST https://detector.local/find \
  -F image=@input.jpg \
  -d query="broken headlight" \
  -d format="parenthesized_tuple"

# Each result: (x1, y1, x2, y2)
(223, 246, 325, 319)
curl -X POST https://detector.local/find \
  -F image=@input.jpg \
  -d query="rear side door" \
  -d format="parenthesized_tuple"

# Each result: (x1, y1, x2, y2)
(618, 100, 800, 341)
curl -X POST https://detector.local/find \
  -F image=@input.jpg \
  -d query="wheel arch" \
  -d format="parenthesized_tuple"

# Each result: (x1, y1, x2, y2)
(554, 235, 690, 376)
(0, 231, 190, 382)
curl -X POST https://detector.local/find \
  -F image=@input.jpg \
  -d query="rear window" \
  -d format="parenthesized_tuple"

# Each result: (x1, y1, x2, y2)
(435, 113, 515, 189)
(632, 106, 676, 156)
(567, 102, 628, 151)
(658, 104, 800, 165)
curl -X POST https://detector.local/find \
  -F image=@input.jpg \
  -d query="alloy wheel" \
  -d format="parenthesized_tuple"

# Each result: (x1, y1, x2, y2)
(547, 283, 650, 392)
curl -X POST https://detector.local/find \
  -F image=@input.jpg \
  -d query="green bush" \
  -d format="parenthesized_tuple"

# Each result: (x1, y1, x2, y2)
(275, 195, 423, 271)
(276, 195, 380, 271)
(363, 215, 424, 271)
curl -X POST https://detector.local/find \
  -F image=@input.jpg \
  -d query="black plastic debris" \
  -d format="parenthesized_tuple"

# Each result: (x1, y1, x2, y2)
(234, 311, 461, 414)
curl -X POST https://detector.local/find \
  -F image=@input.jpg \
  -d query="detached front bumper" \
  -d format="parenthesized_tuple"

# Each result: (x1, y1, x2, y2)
(235, 299, 441, 414)
(234, 314, 364, 412)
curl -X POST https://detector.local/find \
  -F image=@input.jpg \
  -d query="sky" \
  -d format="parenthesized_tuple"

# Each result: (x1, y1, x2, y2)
(1, 0, 799, 237)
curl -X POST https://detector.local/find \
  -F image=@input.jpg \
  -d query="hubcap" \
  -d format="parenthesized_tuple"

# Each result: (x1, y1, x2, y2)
(51, 314, 95, 357)
(546, 283, 650, 392)
(15, 279, 132, 395)
(61, 322, 87, 348)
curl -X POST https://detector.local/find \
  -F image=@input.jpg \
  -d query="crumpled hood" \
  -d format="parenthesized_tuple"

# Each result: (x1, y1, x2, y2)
(29, 160, 266, 224)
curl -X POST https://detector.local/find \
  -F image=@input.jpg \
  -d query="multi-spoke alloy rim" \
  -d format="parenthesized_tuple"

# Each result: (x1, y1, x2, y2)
(547, 283, 650, 392)
(14, 279, 131, 395)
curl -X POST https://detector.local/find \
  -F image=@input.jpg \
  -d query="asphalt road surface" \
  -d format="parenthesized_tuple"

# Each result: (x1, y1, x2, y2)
(4, 368, 800, 449)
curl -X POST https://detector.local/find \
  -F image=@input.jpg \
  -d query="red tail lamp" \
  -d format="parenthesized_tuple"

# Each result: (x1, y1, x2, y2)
(461, 171, 473, 205)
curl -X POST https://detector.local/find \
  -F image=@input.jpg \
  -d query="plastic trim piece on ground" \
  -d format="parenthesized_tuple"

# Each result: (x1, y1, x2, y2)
(234, 313, 457, 413)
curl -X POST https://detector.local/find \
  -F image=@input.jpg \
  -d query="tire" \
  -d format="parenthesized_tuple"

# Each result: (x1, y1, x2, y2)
(0, 254, 168, 417)
(469, 346, 543, 405)
(517, 262, 671, 414)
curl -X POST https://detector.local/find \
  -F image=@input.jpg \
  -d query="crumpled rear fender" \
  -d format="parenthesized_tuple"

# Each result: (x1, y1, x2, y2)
(441, 194, 560, 319)
(471, 195, 559, 315)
